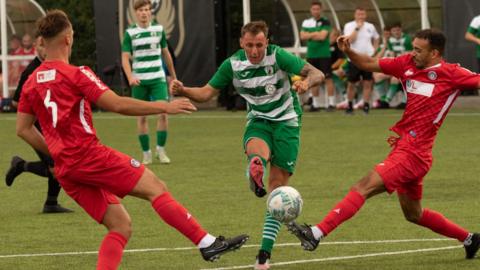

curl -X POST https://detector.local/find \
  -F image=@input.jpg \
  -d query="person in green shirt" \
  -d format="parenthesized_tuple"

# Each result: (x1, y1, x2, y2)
(121, 0, 176, 165)
(170, 21, 324, 270)
(465, 14, 480, 72)
(301, 1, 336, 111)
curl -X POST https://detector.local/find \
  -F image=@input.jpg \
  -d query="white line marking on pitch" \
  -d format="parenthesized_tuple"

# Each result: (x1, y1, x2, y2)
(0, 238, 453, 259)
(200, 245, 461, 270)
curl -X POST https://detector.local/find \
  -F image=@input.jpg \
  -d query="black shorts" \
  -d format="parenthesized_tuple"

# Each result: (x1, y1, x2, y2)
(347, 62, 373, 82)
(477, 58, 480, 73)
(307, 58, 332, 78)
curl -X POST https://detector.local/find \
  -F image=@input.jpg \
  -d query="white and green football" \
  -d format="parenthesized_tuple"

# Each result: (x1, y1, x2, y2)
(267, 186, 303, 223)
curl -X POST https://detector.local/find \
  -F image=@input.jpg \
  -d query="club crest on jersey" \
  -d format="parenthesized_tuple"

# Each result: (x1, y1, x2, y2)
(264, 65, 274, 75)
(37, 70, 56, 83)
(427, 71, 437, 80)
(265, 84, 276, 95)
(130, 159, 141, 168)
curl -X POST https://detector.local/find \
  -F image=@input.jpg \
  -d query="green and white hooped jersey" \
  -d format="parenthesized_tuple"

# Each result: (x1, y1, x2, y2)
(209, 45, 306, 125)
(122, 22, 167, 82)
(387, 33, 413, 56)
(467, 15, 480, 58)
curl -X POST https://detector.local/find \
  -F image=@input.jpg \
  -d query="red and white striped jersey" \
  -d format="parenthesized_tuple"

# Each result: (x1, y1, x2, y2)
(18, 60, 108, 172)
(379, 54, 480, 152)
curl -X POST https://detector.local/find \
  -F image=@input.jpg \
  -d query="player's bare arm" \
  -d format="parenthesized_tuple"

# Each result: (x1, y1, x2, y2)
(16, 112, 50, 156)
(162, 47, 177, 80)
(170, 79, 220, 103)
(465, 32, 480, 45)
(121, 52, 140, 86)
(294, 62, 325, 94)
(96, 90, 196, 115)
(337, 35, 382, 73)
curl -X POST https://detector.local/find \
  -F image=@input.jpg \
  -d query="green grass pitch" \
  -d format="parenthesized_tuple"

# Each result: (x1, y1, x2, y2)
(0, 109, 479, 269)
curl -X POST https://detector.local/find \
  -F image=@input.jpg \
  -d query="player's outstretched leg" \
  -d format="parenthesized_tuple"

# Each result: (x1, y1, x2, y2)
(131, 169, 249, 262)
(288, 171, 387, 251)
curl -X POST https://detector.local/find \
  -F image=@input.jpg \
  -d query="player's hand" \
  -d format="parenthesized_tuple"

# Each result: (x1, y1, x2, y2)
(129, 77, 140, 86)
(292, 80, 309, 94)
(164, 98, 197, 114)
(337, 36, 351, 52)
(170, 79, 184, 96)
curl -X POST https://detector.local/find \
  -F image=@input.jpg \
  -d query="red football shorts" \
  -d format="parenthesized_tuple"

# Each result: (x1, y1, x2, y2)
(57, 145, 145, 223)
(375, 137, 432, 200)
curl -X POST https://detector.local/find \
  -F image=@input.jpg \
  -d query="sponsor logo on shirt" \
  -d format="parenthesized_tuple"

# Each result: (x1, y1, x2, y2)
(79, 66, 108, 90)
(405, 79, 434, 97)
(427, 71, 437, 80)
(37, 69, 56, 83)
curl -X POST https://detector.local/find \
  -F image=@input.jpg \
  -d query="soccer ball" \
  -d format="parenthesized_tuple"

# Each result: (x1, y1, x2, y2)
(267, 186, 303, 223)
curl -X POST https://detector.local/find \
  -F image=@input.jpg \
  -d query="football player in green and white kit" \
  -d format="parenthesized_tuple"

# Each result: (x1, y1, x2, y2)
(122, 0, 176, 164)
(170, 21, 324, 270)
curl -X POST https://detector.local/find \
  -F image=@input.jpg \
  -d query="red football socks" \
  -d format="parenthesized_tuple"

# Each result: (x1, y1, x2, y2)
(317, 190, 365, 236)
(152, 192, 207, 245)
(418, 208, 469, 242)
(97, 231, 128, 270)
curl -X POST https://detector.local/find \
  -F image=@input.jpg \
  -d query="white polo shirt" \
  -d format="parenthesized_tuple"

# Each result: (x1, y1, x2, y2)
(344, 21, 379, 56)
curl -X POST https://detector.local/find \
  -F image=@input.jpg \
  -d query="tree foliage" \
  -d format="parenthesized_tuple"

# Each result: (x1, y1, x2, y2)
(36, 0, 96, 70)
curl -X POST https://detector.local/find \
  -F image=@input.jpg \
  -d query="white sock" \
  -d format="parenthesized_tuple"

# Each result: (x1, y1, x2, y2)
(311, 226, 323, 240)
(328, 96, 336, 106)
(312, 96, 321, 108)
(197, 233, 217, 248)
(156, 146, 164, 152)
(143, 150, 152, 155)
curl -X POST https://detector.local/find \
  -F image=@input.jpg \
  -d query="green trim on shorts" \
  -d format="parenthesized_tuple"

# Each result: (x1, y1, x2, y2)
(132, 79, 169, 101)
(243, 118, 301, 173)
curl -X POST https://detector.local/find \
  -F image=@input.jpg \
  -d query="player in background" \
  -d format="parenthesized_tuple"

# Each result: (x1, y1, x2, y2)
(465, 14, 480, 73)
(170, 20, 324, 270)
(300, 1, 335, 111)
(17, 10, 248, 269)
(372, 25, 393, 109)
(343, 7, 380, 114)
(121, 0, 176, 164)
(6, 32, 72, 213)
(287, 29, 480, 259)
(384, 22, 413, 109)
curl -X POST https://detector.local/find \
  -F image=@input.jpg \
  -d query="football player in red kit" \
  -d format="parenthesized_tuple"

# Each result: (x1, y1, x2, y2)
(16, 10, 248, 269)
(287, 29, 480, 259)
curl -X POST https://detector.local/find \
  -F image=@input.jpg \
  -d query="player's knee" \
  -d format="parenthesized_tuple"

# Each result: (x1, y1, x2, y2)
(104, 211, 133, 240)
(403, 211, 421, 223)
(113, 222, 133, 240)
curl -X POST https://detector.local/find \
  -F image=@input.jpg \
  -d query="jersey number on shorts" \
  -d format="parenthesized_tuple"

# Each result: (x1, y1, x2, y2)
(44, 89, 58, 128)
